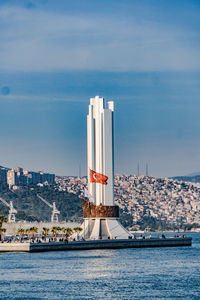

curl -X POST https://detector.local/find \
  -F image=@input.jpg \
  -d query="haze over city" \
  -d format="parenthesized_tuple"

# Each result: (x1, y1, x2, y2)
(1, 0, 200, 177)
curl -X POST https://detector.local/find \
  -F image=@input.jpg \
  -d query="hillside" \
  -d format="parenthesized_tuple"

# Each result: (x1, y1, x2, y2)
(1, 173, 200, 231)
(172, 175, 200, 183)
(0, 183, 82, 222)
(56, 175, 200, 231)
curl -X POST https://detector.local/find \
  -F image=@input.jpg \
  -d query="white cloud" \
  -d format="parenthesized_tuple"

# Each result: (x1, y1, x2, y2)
(0, 5, 200, 72)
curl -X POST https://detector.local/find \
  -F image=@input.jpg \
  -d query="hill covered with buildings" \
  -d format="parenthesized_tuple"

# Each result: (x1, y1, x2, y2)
(56, 175, 200, 231)
(0, 165, 200, 231)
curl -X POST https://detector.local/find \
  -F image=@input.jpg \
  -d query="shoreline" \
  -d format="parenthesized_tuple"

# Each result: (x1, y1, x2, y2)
(0, 237, 192, 252)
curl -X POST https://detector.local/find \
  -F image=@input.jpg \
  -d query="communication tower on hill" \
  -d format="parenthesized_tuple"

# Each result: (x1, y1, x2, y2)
(137, 163, 140, 176)
(146, 163, 149, 176)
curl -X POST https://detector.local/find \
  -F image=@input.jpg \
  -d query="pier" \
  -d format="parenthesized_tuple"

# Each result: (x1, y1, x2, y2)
(0, 237, 192, 252)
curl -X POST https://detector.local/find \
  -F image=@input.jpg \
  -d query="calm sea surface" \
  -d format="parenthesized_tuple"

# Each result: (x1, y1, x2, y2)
(0, 233, 199, 299)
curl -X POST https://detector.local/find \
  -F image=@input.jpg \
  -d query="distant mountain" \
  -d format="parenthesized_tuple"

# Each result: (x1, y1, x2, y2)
(185, 171, 200, 176)
(172, 174, 200, 183)
(0, 165, 10, 171)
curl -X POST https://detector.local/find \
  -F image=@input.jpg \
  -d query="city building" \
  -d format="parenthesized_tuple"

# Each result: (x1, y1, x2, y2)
(7, 169, 18, 187)
(0, 167, 7, 185)
(6, 167, 55, 188)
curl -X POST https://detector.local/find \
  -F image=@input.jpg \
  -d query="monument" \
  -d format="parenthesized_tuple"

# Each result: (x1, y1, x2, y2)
(81, 96, 131, 239)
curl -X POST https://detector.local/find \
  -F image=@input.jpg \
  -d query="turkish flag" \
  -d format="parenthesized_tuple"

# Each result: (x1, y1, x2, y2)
(90, 169, 108, 185)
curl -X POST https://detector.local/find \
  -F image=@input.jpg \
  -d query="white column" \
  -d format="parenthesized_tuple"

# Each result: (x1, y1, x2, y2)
(94, 96, 104, 206)
(85, 96, 133, 240)
(87, 104, 95, 200)
(102, 103, 114, 205)
(87, 97, 114, 206)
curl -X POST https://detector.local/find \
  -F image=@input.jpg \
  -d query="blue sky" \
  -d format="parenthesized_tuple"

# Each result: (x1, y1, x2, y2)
(0, 0, 200, 177)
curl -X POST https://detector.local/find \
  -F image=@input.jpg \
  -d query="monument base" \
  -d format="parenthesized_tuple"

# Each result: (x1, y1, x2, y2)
(80, 218, 132, 240)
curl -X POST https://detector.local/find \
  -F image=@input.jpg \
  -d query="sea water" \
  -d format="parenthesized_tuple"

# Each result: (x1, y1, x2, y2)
(0, 233, 199, 299)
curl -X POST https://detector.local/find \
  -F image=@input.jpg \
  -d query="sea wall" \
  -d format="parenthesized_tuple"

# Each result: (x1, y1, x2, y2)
(30, 238, 192, 252)
(0, 237, 192, 252)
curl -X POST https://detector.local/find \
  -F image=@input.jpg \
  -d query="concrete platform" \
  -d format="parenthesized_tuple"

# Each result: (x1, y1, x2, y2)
(0, 243, 29, 252)
(0, 237, 192, 252)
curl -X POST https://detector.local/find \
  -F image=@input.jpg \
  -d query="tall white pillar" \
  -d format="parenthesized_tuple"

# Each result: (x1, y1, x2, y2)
(102, 106, 114, 205)
(81, 96, 132, 240)
(87, 104, 95, 200)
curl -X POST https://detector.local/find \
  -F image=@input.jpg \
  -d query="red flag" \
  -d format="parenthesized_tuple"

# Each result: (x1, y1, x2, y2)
(90, 169, 108, 185)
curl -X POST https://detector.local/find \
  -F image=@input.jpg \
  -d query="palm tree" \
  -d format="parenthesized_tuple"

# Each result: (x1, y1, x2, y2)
(30, 226, 38, 241)
(0, 227, 6, 242)
(56, 226, 62, 238)
(76, 226, 83, 235)
(0, 215, 7, 227)
(17, 228, 25, 243)
(41, 227, 49, 237)
(74, 227, 83, 240)
(51, 226, 58, 237)
(61, 227, 66, 239)
(66, 227, 73, 238)
(26, 228, 31, 240)
(73, 227, 78, 238)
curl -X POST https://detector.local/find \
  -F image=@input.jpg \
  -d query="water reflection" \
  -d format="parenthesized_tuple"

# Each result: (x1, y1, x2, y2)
(0, 233, 199, 299)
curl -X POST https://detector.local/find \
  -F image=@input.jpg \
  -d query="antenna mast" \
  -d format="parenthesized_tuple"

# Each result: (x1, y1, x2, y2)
(146, 163, 149, 176)
(137, 163, 140, 176)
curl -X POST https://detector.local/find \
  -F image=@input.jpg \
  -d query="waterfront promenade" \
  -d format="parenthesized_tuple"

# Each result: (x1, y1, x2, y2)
(4, 221, 81, 236)
(0, 236, 192, 252)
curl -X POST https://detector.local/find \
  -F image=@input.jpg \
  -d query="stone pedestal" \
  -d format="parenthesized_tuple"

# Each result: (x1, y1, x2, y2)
(81, 201, 131, 240)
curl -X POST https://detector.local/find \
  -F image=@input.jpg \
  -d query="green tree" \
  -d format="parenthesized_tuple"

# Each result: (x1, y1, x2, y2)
(73, 226, 83, 239)
(41, 227, 49, 237)
(56, 226, 62, 237)
(30, 226, 38, 240)
(61, 227, 67, 238)
(0, 215, 7, 227)
(26, 228, 32, 240)
(66, 227, 73, 238)
(17, 228, 25, 243)
(0, 227, 6, 242)
(51, 226, 58, 237)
